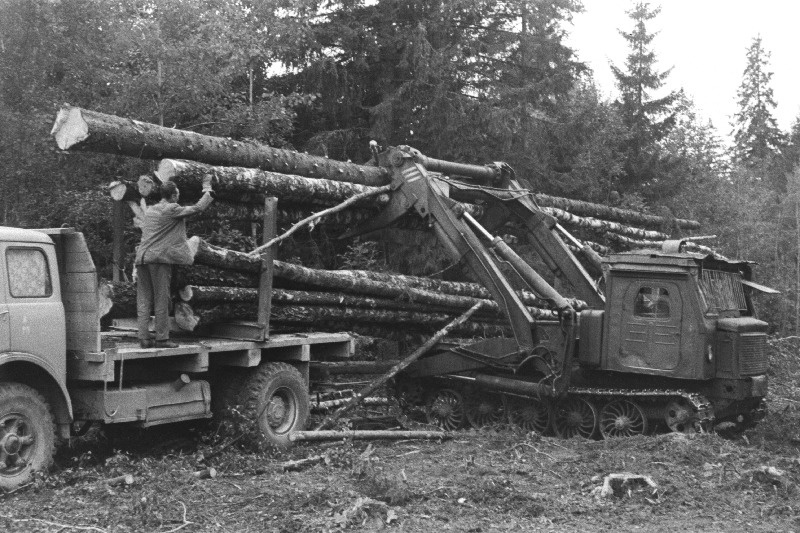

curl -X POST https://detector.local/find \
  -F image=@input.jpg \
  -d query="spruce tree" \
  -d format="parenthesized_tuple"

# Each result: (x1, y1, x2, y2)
(732, 36, 784, 165)
(610, 1, 681, 192)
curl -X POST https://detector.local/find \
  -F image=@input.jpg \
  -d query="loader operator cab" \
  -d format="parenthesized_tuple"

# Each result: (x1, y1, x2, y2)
(587, 248, 770, 400)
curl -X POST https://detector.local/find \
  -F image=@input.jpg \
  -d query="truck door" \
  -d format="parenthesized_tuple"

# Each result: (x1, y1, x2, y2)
(2, 244, 65, 361)
(617, 281, 683, 372)
(0, 250, 8, 353)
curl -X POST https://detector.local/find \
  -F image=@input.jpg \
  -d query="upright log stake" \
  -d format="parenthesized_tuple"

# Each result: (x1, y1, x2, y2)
(258, 197, 277, 339)
(313, 301, 485, 430)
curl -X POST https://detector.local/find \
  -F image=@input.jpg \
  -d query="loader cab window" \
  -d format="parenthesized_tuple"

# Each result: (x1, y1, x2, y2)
(634, 286, 671, 319)
(6, 247, 52, 298)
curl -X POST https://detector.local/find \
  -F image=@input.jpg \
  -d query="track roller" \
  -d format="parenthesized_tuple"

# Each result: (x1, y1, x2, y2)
(464, 392, 505, 428)
(507, 396, 551, 434)
(426, 388, 466, 430)
(599, 399, 648, 438)
(552, 397, 598, 439)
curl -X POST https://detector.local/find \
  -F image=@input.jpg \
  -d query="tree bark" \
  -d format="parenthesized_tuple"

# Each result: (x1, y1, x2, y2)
(52, 105, 388, 185)
(542, 206, 669, 240)
(173, 265, 259, 289)
(178, 285, 556, 320)
(157, 158, 391, 206)
(178, 301, 513, 337)
(289, 430, 451, 442)
(532, 193, 700, 230)
(189, 239, 576, 310)
(52, 106, 698, 232)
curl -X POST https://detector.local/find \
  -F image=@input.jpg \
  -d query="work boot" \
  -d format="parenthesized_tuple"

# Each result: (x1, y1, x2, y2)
(155, 339, 179, 348)
(140, 339, 155, 349)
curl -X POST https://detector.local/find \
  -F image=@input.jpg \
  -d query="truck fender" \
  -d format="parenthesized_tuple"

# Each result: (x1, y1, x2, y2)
(0, 352, 73, 438)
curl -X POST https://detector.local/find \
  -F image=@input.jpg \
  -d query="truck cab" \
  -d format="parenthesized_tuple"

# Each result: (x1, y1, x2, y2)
(0, 227, 74, 490)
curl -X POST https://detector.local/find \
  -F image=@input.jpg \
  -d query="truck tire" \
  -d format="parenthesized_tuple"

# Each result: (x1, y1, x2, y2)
(0, 382, 56, 490)
(239, 362, 309, 449)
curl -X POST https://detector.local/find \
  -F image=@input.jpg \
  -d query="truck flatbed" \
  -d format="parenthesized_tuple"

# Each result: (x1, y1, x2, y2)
(68, 331, 354, 382)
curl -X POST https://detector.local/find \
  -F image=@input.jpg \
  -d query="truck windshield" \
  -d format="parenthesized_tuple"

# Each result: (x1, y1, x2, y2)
(698, 269, 747, 315)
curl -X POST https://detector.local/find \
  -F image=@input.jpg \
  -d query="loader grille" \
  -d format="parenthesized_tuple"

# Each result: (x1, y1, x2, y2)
(739, 333, 767, 376)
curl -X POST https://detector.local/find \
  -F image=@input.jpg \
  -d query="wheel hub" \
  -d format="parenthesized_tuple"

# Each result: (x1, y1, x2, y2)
(2, 434, 21, 455)
(614, 416, 632, 431)
(0, 415, 33, 472)
(431, 399, 454, 418)
(266, 396, 288, 428)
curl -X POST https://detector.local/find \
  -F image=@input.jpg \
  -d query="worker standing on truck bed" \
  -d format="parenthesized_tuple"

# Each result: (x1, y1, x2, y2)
(135, 175, 214, 348)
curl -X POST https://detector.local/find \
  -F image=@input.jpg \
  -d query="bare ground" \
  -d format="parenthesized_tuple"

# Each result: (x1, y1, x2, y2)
(2, 340, 800, 533)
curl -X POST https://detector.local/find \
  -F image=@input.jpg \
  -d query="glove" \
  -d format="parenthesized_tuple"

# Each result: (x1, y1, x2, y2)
(201, 174, 214, 193)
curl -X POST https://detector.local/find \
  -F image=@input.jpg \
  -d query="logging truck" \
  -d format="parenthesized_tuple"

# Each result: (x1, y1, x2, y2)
(0, 225, 352, 490)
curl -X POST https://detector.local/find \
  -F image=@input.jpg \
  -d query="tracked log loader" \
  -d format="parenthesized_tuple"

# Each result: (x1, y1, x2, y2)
(355, 145, 774, 438)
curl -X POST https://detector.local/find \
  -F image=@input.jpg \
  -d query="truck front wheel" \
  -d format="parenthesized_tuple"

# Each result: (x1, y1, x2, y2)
(239, 362, 308, 449)
(0, 383, 56, 490)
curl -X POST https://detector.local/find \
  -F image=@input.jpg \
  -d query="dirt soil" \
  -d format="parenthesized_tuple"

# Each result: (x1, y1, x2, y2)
(3, 340, 800, 533)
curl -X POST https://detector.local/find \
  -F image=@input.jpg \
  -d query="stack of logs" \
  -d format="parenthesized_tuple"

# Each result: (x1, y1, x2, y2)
(52, 106, 703, 341)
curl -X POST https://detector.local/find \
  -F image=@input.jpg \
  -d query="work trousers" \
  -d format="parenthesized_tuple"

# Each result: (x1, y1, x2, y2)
(136, 263, 172, 342)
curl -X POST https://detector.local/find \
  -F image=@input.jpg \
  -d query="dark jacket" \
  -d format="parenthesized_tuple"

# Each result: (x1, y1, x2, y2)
(135, 192, 213, 265)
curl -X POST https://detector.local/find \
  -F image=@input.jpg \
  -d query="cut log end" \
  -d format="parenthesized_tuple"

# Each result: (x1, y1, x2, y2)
(174, 302, 200, 331)
(155, 159, 182, 182)
(51, 106, 88, 150)
(108, 181, 128, 202)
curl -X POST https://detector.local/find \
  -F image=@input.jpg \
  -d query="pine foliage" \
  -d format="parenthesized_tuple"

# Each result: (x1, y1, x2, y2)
(732, 35, 784, 165)
(610, 1, 681, 192)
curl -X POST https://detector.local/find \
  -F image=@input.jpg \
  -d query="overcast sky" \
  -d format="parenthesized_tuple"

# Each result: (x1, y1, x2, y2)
(566, 0, 800, 139)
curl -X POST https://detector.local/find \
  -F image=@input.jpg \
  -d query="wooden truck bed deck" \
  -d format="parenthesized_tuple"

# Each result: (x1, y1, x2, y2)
(68, 331, 354, 382)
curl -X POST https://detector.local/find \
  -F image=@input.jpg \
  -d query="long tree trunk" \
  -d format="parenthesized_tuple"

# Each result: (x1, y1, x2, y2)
(156, 159, 391, 206)
(533, 192, 700, 230)
(542, 206, 669, 240)
(188, 238, 581, 309)
(52, 107, 698, 231)
(177, 285, 557, 319)
(51, 106, 388, 186)
(177, 301, 512, 337)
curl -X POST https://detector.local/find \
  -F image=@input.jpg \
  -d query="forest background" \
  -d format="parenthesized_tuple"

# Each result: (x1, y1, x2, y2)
(2, 0, 798, 332)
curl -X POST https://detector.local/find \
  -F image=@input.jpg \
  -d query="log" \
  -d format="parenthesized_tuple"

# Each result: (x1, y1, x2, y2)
(315, 301, 485, 430)
(174, 265, 259, 288)
(189, 238, 525, 310)
(533, 193, 700, 230)
(311, 397, 391, 411)
(604, 232, 664, 250)
(281, 455, 328, 471)
(542, 206, 669, 240)
(108, 175, 157, 202)
(159, 159, 484, 223)
(157, 159, 391, 206)
(178, 285, 556, 319)
(189, 239, 581, 310)
(101, 474, 135, 487)
(310, 362, 399, 375)
(289, 430, 451, 442)
(52, 106, 388, 185)
(180, 302, 520, 335)
(192, 467, 217, 480)
(54, 106, 697, 232)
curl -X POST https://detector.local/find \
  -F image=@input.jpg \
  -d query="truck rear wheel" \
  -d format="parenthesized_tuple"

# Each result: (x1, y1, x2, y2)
(239, 363, 308, 449)
(0, 383, 56, 490)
